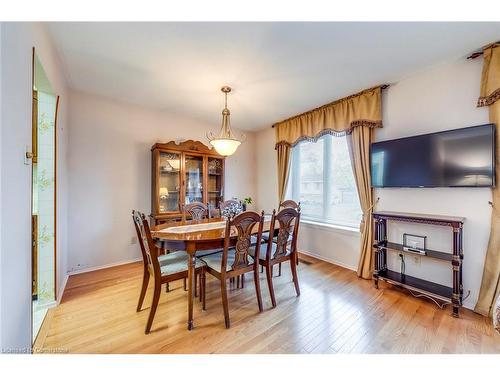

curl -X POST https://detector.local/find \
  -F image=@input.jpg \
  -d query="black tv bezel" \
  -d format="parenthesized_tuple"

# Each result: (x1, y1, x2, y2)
(370, 123, 496, 188)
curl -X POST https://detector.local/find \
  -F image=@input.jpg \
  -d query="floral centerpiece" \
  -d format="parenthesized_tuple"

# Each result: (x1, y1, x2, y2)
(221, 201, 243, 219)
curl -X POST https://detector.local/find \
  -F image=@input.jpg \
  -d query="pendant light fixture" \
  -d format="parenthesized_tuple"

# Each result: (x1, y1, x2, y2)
(207, 86, 245, 156)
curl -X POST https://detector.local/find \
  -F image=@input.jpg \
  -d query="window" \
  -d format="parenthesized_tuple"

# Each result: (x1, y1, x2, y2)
(286, 134, 362, 229)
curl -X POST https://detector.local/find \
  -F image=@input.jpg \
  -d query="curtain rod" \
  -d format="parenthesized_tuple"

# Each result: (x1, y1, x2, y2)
(467, 41, 500, 59)
(271, 84, 390, 128)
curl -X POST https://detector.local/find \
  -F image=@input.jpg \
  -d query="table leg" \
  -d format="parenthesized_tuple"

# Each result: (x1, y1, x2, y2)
(187, 243, 196, 330)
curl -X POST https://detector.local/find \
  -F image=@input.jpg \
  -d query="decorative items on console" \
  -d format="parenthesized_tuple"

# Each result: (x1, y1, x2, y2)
(402, 233, 427, 255)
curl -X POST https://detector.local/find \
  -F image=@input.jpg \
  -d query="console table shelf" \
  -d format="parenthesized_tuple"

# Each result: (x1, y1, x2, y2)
(377, 270, 453, 302)
(372, 211, 465, 317)
(374, 241, 453, 261)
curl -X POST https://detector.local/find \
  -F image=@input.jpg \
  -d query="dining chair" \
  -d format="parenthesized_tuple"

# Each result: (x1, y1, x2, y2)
(181, 202, 223, 293)
(262, 200, 300, 242)
(261, 200, 301, 273)
(202, 211, 265, 328)
(132, 210, 206, 334)
(279, 200, 301, 210)
(148, 214, 187, 293)
(249, 207, 301, 308)
(182, 201, 210, 221)
(181, 202, 223, 259)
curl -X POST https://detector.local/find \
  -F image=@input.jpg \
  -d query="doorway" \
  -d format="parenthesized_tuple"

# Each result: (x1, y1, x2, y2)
(31, 49, 59, 343)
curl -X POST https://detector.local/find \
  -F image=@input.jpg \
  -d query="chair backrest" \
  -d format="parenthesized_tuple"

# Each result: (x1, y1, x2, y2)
(132, 210, 161, 277)
(265, 207, 301, 260)
(221, 211, 265, 273)
(279, 200, 300, 210)
(182, 202, 209, 221)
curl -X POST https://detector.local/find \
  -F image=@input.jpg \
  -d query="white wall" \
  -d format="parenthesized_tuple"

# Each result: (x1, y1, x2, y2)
(0, 23, 69, 351)
(255, 57, 491, 310)
(376, 57, 491, 309)
(67, 90, 256, 273)
(255, 127, 278, 211)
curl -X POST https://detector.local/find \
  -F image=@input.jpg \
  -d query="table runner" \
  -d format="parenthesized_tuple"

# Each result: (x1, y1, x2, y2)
(159, 221, 227, 234)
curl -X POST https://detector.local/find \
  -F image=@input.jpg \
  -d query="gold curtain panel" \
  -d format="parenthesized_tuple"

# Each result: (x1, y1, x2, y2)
(274, 86, 383, 149)
(477, 43, 500, 107)
(475, 43, 500, 318)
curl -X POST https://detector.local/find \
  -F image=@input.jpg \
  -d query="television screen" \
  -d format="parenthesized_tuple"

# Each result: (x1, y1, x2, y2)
(371, 124, 495, 188)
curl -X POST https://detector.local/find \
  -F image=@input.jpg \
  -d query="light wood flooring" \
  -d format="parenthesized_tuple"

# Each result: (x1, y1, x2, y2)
(34, 254, 500, 354)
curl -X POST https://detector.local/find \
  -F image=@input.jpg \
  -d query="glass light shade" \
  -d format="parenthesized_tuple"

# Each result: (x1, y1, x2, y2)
(210, 138, 241, 156)
(159, 187, 169, 197)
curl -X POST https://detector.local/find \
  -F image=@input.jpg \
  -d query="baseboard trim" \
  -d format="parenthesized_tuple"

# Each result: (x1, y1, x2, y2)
(299, 250, 357, 272)
(67, 257, 142, 276)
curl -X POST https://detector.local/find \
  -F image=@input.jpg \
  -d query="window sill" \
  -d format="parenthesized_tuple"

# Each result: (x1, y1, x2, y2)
(300, 220, 361, 236)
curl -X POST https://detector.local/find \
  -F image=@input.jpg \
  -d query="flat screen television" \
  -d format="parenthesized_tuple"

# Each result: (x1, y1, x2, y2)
(371, 124, 495, 188)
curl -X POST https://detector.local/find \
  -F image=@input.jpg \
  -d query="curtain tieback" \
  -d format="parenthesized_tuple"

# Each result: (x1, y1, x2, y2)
(488, 200, 500, 218)
(362, 197, 380, 218)
(359, 197, 379, 230)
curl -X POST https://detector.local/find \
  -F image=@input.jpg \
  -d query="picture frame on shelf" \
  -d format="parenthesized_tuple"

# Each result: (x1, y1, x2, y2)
(402, 233, 427, 255)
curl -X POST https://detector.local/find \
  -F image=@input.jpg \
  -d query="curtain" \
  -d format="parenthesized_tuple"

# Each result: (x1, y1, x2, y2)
(274, 86, 383, 203)
(273, 86, 382, 278)
(274, 86, 383, 148)
(475, 44, 500, 317)
(348, 127, 375, 279)
(276, 143, 291, 203)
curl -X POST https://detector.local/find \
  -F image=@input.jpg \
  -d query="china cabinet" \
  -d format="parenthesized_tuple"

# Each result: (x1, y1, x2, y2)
(151, 140, 225, 224)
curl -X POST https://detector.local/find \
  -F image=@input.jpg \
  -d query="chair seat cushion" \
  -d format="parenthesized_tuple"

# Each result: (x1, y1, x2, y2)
(203, 249, 254, 273)
(159, 251, 206, 277)
(248, 242, 290, 260)
(196, 248, 224, 257)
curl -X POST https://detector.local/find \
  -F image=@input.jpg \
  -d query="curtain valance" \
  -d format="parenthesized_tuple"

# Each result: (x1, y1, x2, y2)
(274, 86, 383, 149)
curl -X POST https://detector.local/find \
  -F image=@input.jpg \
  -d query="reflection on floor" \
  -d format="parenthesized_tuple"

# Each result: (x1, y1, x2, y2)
(34, 254, 500, 353)
(32, 300, 48, 342)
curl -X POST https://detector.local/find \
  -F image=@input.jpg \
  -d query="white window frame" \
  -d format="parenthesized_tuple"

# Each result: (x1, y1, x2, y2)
(288, 135, 361, 231)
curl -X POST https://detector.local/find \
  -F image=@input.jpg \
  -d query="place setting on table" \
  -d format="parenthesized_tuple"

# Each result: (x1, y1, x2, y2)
(132, 200, 301, 333)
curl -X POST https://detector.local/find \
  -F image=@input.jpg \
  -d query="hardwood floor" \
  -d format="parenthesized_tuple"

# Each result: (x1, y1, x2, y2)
(34, 254, 500, 354)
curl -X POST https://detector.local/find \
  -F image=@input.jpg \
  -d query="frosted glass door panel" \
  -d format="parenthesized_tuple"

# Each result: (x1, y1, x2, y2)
(185, 155, 204, 204)
(158, 152, 181, 213)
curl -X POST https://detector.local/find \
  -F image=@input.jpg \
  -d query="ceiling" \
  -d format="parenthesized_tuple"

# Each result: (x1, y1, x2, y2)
(47, 22, 500, 131)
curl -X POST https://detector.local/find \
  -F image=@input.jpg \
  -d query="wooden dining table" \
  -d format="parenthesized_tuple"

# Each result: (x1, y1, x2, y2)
(151, 217, 272, 330)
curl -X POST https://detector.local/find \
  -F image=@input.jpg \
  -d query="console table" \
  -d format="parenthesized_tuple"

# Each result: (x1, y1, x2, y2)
(372, 211, 465, 317)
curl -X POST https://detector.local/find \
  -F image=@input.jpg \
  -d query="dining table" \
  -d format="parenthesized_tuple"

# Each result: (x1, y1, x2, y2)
(151, 216, 272, 330)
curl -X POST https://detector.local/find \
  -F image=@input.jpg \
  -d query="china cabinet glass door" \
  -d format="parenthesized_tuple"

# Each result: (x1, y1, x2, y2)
(158, 152, 181, 213)
(185, 154, 204, 204)
(208, 157, 223, 209)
